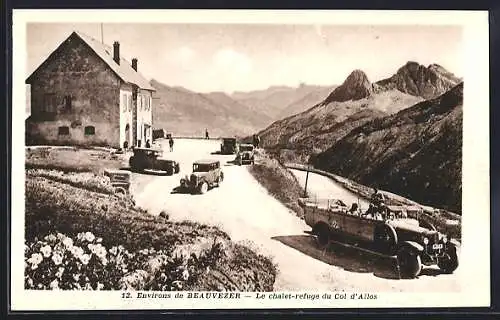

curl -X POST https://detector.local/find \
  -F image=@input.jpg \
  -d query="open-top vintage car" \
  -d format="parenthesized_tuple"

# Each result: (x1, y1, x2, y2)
(302, 198, 459, 278)
(129, 147, 180, 175)
(221, 138, 238, 154)
(179, 160, 224, 194)
(236, 143, 255, 165)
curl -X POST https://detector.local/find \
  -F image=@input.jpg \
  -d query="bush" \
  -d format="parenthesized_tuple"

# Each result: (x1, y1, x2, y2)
(248, 157, 304, 217)
(24, 231, 230, 291)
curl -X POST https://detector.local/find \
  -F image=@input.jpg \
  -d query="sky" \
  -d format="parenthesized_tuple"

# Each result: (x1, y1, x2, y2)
(27, 23, 463, 94)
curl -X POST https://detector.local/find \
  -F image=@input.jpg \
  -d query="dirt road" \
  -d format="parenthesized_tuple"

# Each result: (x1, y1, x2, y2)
(129, 139, 461, 292)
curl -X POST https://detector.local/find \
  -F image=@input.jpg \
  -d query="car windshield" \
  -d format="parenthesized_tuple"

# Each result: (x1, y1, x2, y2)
(223, 139, 236, 144)
(240, 145, 254, 151)
(193, 164, 211, 172)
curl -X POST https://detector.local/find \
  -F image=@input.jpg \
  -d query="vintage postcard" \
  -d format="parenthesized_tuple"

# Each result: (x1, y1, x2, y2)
(11, 9, 490, 310)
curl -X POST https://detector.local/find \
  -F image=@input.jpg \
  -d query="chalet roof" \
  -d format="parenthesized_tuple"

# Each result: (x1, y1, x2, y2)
(26, 31, 155, 91)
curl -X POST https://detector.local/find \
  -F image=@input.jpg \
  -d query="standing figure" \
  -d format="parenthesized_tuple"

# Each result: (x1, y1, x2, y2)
(205, 128, 209, 140)
(145, 139, 151, 148)
(169, 136, 174, 152)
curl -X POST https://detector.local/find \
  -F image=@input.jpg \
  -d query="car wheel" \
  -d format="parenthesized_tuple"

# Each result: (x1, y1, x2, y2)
(199, 182, 209, 194)
(397, 247, 422, 279)
(374, 224, 398, 255)
(437, 245, 459, 274)
(313, 224, 331, 249)
(175, 164, 180, 174)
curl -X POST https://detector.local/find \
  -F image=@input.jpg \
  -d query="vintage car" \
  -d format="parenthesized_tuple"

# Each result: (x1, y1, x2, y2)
(179, 160, 224, 194)
(236, 144, 255, 165)
(302, 198, 459, 278)
(220, 138, 238, 154)
(104, 169, 131, 195)
(129, 147, 180, 175)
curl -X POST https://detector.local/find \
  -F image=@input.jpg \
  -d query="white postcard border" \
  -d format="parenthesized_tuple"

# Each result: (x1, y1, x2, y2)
(11, 9, 490, 310)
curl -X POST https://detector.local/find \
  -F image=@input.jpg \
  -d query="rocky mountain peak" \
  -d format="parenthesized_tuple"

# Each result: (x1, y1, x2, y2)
(324, 69, 372, 103)
(375, 61, 461, 100)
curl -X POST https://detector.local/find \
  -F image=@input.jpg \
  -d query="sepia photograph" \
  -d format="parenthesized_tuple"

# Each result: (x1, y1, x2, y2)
(11, 10, 490, 310)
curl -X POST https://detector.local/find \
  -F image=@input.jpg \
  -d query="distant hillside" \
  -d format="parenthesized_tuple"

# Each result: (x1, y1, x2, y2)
(232, 84, 334, 120)
(277, 85, 337, 119)
(151, 79, 272, 137)
(258, 62, 461, 163)
(314, 82, 463, 213)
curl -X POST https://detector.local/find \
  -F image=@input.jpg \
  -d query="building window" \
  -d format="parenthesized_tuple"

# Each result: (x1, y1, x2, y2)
(138, 95, 143, 111)
(63, 95, 72, 111)
(122, 94, 127, 112)
(128, 95, 132, 112)
(44, 93, 56, 113)
(84, 126, 95, 135)
(58, 126, 69, 135)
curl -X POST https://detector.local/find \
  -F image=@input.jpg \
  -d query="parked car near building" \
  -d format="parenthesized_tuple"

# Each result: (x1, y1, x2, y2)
(129, 147, 180, 175)
(301, 198, 459, 278)
(179, 160, 224, 194)
(104, 169, 131, 195)
(220, 138, 238, 154)
(236, 144, 255, 165)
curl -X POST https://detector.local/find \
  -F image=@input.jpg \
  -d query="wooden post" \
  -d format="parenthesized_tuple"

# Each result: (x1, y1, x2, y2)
(304, 165, 310, 197)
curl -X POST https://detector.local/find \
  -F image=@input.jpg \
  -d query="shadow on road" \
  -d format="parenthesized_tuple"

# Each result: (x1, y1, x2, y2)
(120, 167, 177, 176)
(272, 234, 401, 280)
(225, 159, 240, 166)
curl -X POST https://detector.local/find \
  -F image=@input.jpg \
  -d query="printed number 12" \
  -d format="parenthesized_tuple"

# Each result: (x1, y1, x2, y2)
(122, 292, 132, 299)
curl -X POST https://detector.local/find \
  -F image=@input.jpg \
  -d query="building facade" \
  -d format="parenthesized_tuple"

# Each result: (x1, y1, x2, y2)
(26, 31, 155, 149)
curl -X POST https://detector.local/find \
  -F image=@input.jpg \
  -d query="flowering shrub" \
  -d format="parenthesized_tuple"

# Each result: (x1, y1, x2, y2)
(25, 232, 132, 290)
(25, 232, 229, 291)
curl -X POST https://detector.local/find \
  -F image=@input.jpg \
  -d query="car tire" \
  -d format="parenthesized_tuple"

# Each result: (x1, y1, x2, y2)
(374, 224, 398, 255)
(397, 247, 422, 279)
(175, 164, 180, 174)
(199, 182, 209, 194)
(313, 224, 331, 249)
(437, 244, 459, 274)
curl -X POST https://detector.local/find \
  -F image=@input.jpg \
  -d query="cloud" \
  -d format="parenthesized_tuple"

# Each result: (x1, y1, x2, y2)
(213, 48, 252, 75)
(173, 46, 195, 65)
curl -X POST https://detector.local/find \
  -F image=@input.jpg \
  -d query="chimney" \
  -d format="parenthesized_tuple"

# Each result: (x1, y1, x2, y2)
(132, 58, 138, 71)
(113, 41, 120, 65)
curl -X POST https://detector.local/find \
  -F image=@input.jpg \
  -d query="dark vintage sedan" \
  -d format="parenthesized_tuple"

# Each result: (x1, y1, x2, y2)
(129, 147, 180, 175)
(302, 198, 459, 279)
(220, 138, 238, 154)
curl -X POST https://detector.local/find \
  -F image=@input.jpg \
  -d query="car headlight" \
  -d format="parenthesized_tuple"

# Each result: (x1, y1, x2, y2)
(423, 237, 429, 245)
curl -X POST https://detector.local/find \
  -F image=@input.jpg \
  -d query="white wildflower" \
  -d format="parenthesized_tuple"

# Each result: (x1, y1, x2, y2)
(49, 279, 59, 290)
(51, 253, 63, 266)
(109, 246, 118, 255)
(97, 282, 104, 290)
(62, 237, 73, 249)
(40, 245, 52, 258)
(84, 232, 95, 242)
(182, 269, 190, 281)
(80, 253, 91, 265)
(28, 253, 43, 265)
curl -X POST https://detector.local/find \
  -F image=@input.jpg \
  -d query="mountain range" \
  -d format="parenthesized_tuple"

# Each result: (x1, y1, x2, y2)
(258, 61, 461, 162)
(314, 82, 463, 213)
(151, 80, 334, 137)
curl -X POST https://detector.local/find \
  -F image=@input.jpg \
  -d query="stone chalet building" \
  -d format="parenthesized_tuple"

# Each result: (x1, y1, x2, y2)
(26, 31, 155, 149)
